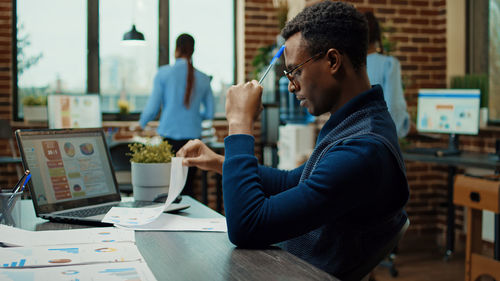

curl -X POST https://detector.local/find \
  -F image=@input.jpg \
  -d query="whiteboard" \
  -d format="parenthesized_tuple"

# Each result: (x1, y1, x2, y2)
(48, 95, 102, 129)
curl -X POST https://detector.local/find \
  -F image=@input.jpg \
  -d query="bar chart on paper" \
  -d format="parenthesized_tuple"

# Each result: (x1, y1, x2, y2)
(0, 243, 142, 268)
(0, 261, 158, 281)
(2, 259, 26, 268)
(48, 248, 79, 254)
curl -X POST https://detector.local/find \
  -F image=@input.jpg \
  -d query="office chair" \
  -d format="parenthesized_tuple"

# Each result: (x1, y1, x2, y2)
(378, 246, 400, 277)
(341, 218, 410, 281)
(109, 142, 134, 195)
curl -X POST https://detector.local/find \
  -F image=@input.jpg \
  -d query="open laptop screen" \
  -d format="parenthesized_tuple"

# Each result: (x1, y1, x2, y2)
(16, 129, 121, 214)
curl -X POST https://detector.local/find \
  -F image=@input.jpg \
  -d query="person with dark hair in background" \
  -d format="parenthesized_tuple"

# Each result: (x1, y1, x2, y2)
(365, 11, 410, 138)
(177, 2, 409, 279)
(139, 33, 214, 196)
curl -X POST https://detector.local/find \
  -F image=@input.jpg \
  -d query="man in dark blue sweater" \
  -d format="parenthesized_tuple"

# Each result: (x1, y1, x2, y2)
(177, 1, 409, 279)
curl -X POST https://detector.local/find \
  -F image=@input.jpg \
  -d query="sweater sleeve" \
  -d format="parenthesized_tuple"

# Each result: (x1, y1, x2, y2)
(222, 134, 404, 248)
(257, 165, 304, 196)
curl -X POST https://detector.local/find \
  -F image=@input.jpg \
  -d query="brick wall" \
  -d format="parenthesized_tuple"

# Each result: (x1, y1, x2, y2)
(0, 0, 11, 120)
(0, 0, 15, 189)
(244, 0, 281, 80)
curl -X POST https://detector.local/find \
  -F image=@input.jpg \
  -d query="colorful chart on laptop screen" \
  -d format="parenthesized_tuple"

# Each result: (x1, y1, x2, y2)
(79, 143, 95, 155)
(63, 142, 75, 157)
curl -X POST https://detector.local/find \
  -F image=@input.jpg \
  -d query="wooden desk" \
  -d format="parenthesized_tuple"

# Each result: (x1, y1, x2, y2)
(403, 151, 500, 260)
(17, 196, 338, 281)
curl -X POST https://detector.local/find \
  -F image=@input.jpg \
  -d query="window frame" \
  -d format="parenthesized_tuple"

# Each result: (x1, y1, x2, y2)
(12, 0, 237, 122)
(466, 0, 499, 125)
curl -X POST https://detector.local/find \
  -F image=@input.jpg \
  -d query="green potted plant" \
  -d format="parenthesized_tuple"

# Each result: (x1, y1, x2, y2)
(128, 140, 174, 201)
(450, 74, 489, 126)
(22, 95, 48, 122)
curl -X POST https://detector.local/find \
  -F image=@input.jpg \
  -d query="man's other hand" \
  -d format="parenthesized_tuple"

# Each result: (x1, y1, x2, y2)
(176, 139, 224, 175)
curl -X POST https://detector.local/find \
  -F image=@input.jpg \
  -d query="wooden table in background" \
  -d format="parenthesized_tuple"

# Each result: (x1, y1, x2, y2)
(403, 151, 500, 260)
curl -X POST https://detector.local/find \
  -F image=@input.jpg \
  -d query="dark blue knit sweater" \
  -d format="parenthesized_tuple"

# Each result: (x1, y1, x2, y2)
(222, 85, 409, 278)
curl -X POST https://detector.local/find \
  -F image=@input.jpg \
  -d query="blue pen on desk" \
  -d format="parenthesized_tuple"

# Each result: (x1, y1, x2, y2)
(258, 45, 285, 84)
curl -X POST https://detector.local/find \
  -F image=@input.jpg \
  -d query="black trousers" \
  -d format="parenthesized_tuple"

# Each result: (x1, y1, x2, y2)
(163, 137, 197, 197)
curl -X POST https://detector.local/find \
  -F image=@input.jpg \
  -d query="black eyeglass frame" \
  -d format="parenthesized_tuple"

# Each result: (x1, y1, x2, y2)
(283, 51, 326, 88)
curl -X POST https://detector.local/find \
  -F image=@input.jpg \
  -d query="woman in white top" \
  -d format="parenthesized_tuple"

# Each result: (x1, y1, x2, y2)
(365, 11, 410, 138)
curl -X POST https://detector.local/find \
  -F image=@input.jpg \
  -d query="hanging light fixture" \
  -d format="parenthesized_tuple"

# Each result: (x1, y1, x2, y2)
(122, 0, 145, 43)
(123, 24, 145, 41)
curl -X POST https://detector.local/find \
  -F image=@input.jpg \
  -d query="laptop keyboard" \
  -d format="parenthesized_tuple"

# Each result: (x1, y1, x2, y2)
(58, 205, 114, 218)
(58, 201, 157, 218)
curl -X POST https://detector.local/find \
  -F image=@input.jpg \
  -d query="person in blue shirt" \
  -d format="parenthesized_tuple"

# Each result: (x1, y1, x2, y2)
(365, 11, 410, 138)
(139, 33, 214, 195)
(177, 2, 409, 279)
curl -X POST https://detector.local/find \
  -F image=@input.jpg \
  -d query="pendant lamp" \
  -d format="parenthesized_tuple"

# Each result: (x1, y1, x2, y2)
(123, 24, 145, 41)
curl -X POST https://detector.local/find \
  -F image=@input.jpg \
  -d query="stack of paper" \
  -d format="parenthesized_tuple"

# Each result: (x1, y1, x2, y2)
(0, 226, 157, 281)
(0, 225, 135, 247)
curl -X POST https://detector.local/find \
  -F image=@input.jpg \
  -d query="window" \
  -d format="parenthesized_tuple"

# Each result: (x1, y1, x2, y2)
(467, 0, 500, 125)
(99, 0, 159, 114)
(16, 0, 87, 119)
(169, 0, 235, 115)
(14, 0, 235, 120)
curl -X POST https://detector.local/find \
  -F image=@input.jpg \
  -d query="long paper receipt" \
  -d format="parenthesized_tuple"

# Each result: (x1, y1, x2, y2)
(102, 157, 188, 226)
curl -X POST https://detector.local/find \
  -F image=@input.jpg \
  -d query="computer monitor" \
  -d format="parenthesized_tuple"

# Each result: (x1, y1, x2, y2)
(48, 94, 102, 129)
(416, 89, 481, 155)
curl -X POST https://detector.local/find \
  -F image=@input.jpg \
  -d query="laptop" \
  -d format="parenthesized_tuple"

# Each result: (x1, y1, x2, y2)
(15, 128, 189, 226)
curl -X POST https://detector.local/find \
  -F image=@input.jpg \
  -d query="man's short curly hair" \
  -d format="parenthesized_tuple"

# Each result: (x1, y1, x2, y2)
(281, 1, 368, 72)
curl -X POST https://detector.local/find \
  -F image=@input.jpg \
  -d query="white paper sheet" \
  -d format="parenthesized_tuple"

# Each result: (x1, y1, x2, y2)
(0, 225, 135, 247)
(102, 157, 188, 226)
(0, 260, 157, 281)
(117, 213, 227, 232)
(0, 242, 143, 268)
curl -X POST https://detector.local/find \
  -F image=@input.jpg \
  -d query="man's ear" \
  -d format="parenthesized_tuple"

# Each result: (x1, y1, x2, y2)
(326, 49, 342, 74)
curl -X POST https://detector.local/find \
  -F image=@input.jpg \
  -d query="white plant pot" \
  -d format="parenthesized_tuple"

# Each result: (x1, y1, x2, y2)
(24, 106, 48, 122)
(131, 162, 171, 201)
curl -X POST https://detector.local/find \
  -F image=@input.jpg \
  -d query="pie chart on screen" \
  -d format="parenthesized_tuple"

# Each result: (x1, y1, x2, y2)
(80, 143, 94, 155)
(63, 142, 75, 157)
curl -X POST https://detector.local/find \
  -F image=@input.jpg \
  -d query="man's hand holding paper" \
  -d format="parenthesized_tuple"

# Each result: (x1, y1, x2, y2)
(102, 157, 188, 226)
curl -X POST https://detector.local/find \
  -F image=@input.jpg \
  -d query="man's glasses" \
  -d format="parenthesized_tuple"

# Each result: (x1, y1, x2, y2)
(283, 52, 325, 89)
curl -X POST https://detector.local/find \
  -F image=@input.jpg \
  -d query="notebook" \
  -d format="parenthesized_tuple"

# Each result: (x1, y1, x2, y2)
(15, 128, 189, 226)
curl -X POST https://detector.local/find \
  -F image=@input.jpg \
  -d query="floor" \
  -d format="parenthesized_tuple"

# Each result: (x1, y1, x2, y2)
(371, 248, 465, 281)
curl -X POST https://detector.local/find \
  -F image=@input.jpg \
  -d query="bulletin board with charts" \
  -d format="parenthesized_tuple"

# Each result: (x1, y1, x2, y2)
(48, 95, 102, 129)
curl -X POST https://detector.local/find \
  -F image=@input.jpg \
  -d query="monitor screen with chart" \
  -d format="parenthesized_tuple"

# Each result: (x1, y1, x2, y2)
(417, 89, 481, 135)
(412, 89, 481, 156)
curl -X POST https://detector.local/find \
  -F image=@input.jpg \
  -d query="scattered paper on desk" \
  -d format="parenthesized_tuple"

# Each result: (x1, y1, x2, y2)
(102, 157, 188, 226)
(117, 213, 227, 232)
(101, 206, 165, 226)
(0, 260, 157, 281)
(0, 225, 135, 247)
(0, 242, 143, 268)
